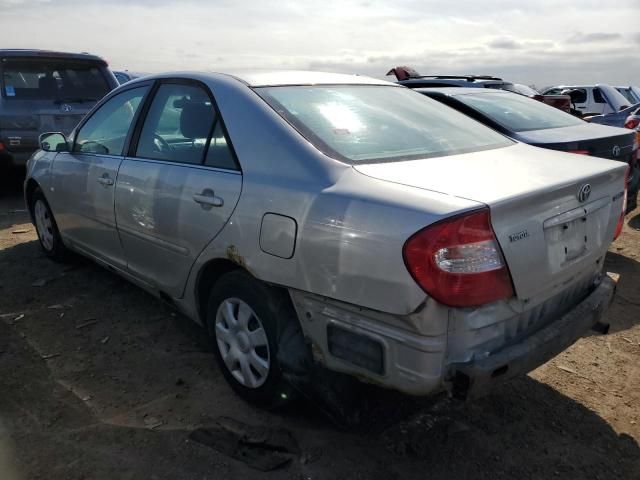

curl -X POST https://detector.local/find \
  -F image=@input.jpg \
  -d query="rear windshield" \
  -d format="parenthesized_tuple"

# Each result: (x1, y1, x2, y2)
(1, 58, 111, 101)
(453, 91, 584, 132)
(256, 85, 512, 164)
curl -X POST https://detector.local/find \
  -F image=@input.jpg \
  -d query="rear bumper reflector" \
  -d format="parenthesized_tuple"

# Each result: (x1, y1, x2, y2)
(327, 325, 385, 375)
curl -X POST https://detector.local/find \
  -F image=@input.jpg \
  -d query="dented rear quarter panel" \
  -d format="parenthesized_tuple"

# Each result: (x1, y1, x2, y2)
(179, 73, 482, 320)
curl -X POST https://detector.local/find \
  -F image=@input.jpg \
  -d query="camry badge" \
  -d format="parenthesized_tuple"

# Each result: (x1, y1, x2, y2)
(577, 183, 591, 203)
(612, 145, 621, 157)
(60, 104, 73, 113)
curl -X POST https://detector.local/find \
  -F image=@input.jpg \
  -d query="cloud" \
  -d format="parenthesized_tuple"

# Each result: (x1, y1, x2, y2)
(488, 37, 522, 49)
(567, 32, 622, 43)
(0, 0, 637, 87)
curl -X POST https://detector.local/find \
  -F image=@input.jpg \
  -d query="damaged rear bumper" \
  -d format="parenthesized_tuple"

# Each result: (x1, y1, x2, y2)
(289, 273, 617, 398)
(451, 273, 617, 400)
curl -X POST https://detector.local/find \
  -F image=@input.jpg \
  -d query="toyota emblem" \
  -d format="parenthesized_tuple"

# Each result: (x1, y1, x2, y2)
(612, 145, 621, 157)
(60, 104, 73, 113)
(577, 183, 591, 203)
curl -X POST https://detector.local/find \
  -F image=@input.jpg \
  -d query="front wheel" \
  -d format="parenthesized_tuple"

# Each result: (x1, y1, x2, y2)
(207, 270, 294, 407)
(31, 188, 69, 261)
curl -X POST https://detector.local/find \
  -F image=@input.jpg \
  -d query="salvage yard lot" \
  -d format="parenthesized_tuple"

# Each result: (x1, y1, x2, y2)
(1, 171, 639, 480)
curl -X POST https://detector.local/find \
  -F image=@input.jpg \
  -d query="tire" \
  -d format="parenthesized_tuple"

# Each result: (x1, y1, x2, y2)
(30, 188, 69, 261)
(207, 270, 294, 408)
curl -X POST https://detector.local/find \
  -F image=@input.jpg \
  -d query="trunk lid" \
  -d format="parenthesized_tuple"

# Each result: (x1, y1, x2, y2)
(520, 123, 635, 160)
(354, 143, 627, 300)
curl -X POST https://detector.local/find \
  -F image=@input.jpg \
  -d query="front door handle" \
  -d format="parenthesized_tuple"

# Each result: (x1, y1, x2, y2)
(193, 188, 224, 208)
(97, 176, 114, 186)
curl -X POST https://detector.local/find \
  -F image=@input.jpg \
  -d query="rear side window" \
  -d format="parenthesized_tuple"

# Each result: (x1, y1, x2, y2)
(257, 85, 512, 164)
(452, 92, 584, 132)
(73, 86, 147, 155)
(135, 83, 215, 165)
(1, 59, 111, 100)
(205, 122, 237, 170)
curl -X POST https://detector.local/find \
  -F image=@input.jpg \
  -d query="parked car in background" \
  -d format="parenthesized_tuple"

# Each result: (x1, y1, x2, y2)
(587, 104, 640, 129)
(616, 86, 640, 105)
(624, 106, 640, 143)
(418, 88, 639, 212)
(113, 70, 146, 85)
(387, 65, 516, 89)
(0, 49, 118, 169)
(25, 71, 625, 409)
(510, 83, 571, 113)
(386, 67, 571, 112)
(542, 84, 631, 116)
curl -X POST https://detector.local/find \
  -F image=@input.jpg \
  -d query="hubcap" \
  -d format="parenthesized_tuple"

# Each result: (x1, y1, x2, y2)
(215, 298, 270, 388)
(34, 200, 54, 251)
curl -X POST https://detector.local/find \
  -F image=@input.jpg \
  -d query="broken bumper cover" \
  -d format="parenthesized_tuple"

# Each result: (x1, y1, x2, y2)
(451, 273, 617, 400)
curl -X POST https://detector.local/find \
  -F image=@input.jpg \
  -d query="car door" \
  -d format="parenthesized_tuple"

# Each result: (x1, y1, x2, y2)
(569, 88, 589, 114)
(115, 79, 242, 298)
(50, 84, 150, 269)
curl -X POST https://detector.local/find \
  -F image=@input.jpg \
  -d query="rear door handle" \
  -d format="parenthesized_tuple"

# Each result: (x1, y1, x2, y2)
(97, 176, 114, 186)
(193, 189, 224, 208)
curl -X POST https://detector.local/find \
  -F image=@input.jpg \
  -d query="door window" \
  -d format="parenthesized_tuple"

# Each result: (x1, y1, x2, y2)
(593, 88, 606, 104)
(73, 86, 147, 155)
(135, 83, 215, 164)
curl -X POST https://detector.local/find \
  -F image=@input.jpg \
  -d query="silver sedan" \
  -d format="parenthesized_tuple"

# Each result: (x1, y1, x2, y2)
(25, 71, 627, 407)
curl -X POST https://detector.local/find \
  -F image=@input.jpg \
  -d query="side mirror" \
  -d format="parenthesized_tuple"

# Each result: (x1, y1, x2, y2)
(39, 132, 69, 152)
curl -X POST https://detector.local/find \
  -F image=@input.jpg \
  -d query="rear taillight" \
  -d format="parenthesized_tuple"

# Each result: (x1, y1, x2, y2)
(614, 167, 629, 240)
(403, 208, 514, 307)
(568, 149, 590, 155)
(625, 118, 640, 130)
(0, 141, 5, 151)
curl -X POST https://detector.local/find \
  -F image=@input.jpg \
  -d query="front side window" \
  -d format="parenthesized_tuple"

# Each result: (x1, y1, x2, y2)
(593, 88, 606, 104)
(452, 91, 584, 132)
(73, 86, 147, 155)
(1, 59, 111, 100)
(135, 83, 215, 165)
(256, 85, 512, 164)
(571, 89, 587, 104)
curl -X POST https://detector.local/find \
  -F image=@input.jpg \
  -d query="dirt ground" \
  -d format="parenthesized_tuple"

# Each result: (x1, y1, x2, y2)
(1, 168, 639, 480)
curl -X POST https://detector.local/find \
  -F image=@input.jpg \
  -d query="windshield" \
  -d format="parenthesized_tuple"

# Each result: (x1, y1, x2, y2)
(1, 58, 111, 101)
(256, 85, 512, 164)
(508, 84, 539, 97)
(453, 91, 585, 132)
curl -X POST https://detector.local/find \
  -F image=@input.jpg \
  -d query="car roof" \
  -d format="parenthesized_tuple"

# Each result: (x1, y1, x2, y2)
(225, 70, 395, 87)
(0, 49, 107, 64)
(128, 70, 397, 88)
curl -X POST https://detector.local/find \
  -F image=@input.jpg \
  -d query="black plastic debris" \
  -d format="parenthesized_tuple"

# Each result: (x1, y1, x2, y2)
(189, 417, 300, 471)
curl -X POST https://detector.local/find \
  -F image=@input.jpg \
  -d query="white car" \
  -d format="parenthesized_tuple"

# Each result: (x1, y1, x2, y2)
(543, 84, 631, 116)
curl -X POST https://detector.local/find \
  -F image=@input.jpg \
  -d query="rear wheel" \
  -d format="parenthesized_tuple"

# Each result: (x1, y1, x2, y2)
(207, 270, 293, 407)
(31, 188, 68, 261)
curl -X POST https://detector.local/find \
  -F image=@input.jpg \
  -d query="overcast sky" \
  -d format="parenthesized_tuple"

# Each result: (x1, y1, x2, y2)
(1, 0, 638, 88)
